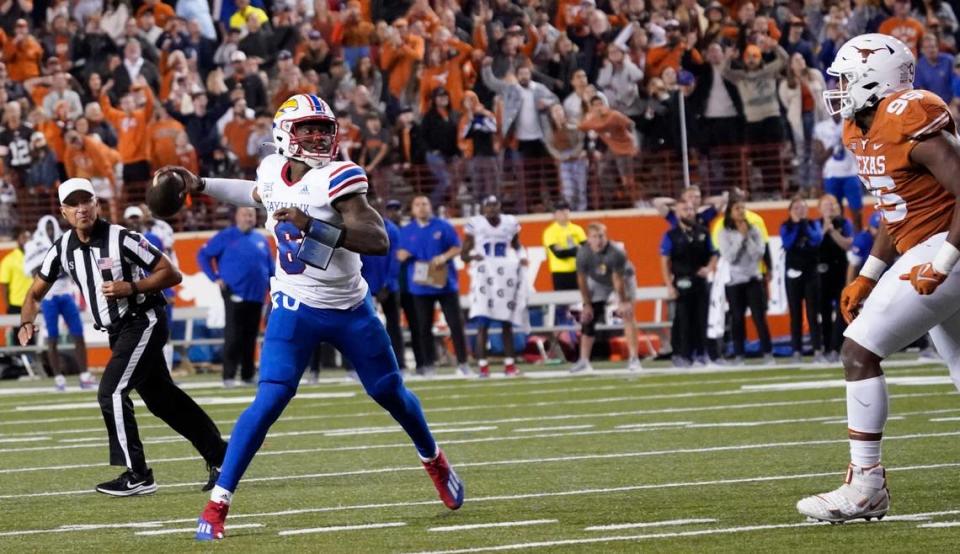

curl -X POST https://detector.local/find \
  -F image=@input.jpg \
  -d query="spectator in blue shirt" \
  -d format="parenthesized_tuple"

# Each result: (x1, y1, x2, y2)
(396, 195, 470, 376)
(915, 34, 954, 103)
(653, 185, 721, 229)
(846, 211, 882, 282)
(361, 205, 404, 370)
(779, 196, 824, 362)
(197, 207, 273, 386)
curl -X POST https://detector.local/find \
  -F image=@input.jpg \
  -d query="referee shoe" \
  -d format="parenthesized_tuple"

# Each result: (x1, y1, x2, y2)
(95, 468, 157, 496)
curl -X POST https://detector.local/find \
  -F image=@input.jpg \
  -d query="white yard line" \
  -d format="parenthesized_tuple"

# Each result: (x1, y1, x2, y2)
(584, 518, 717, 531)
(10, 392, 357, 412)
(429, 520, 557, 532)
(512, 425, 594, 433)
(2, 431, 959, 500)
(136, 523, 264, 536)
(1, 400, 956, 471)
(0, 471, 956, 538)
(917, 521, 960, 528)
(0, 436, 48, 443)
(277, 522, 407, 536)
(742, 376, 954, 391)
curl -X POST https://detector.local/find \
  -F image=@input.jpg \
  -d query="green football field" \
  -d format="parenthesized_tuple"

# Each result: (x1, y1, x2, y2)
(1, 360, 959, 552)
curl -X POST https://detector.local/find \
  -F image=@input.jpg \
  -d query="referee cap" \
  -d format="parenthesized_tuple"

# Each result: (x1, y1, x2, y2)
(124, 206, 144, 220)
(58, 178, 96, 205)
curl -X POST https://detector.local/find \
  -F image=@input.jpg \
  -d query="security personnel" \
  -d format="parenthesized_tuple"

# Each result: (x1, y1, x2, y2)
(197, 207, 274, 386)
(660, 199, 717, 366)
(17, 178, 227, 497)
(542, 200, 586, 290)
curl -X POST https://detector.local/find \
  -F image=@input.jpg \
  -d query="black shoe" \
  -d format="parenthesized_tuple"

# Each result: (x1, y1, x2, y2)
(202, 464, 220, 492)
(95, 468, 158, 497)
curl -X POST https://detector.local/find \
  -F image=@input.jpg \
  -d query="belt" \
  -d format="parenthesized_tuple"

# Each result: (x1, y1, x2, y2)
(97, 297, 166, 333)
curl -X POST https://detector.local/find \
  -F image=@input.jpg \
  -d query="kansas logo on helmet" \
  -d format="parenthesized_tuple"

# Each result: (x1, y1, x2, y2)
(276, 98, 299, 117)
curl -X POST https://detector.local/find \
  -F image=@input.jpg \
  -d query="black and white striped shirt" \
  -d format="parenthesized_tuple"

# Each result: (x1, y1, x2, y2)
(38, 219, 165, 330)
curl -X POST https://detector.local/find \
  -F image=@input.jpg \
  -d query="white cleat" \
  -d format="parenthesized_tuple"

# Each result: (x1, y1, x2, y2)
(797, 463, 890, 524)
(54, 374, 67, 392)
(569, 359, 594, 374)
(627, 357, 642, 371)
(79, 371, 97, 389)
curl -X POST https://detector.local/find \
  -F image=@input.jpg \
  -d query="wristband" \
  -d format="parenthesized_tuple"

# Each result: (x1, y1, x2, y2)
(932, 241, 960, 275)
(296, 218, 345, 270)
(859, 255, 887, 281)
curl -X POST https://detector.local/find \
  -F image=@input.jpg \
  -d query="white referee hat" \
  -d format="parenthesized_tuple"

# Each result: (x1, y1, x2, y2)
(123, 206, 144, 219)
(58, 178, 96, 205)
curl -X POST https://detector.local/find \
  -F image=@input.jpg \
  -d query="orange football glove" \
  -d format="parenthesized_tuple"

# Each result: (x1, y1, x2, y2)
(840, 276, 877, 323)
(899, 262, 947, 296)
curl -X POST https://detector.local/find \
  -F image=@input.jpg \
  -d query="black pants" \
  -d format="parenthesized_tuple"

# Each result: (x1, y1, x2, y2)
(672, 279, 709, 360)
(222, 292, 262, 381)
(725, 279, 772, 357)
(400, 291, 425, 369)
(99, 308, 226, 473)
(819, 265, 847, 354)
(786, 268, 821, 353)
(412, 292, 468, 366)
(379, 290, 405, 369)
(551, 271, 578, 291)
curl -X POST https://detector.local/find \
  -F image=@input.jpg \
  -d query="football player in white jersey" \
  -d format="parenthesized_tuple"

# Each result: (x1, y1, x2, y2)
(154, 94, 464, 541)
(461, 196, 526, 377)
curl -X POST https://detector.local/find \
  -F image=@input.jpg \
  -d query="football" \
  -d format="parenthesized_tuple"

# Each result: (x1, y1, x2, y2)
(146, 169, 188, 218)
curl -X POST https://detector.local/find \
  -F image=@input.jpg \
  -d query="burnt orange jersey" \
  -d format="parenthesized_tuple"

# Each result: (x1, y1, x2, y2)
(843, 89, 957, 254)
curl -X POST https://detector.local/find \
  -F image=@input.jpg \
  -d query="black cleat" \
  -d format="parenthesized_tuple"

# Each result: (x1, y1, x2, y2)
(95, 468, 158, 497)
(202, 464, 220, 492)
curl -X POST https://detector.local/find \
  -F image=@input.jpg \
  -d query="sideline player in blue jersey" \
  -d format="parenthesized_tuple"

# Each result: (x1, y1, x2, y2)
(153, 94, 464, 541)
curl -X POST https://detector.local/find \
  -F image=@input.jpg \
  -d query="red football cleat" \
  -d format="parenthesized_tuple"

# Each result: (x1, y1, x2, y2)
(422, 449, 464, 510)
(504, 363, 519, 377)
(478, 363, 490, 378)
(195, 500, 229, 541)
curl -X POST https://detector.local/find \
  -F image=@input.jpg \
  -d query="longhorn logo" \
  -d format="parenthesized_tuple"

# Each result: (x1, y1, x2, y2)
(854, 47, 883, 63)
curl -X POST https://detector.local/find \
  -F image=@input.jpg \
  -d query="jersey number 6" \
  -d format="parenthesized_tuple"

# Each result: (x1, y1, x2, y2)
(275, 222, 307, 274)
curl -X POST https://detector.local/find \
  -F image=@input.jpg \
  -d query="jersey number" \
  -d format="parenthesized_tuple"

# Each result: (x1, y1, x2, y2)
(859, 175, 906, 223)
(885, 90, 925, 116)
(275, 222, 306, 274)
(8, 139, 29, 166)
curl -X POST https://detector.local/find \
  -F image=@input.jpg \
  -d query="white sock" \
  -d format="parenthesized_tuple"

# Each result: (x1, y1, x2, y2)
(504, 357, 515, 366)
(210, 485, 233, 505)
(478, 359, 488, 367)
(846, 375, 888, 467)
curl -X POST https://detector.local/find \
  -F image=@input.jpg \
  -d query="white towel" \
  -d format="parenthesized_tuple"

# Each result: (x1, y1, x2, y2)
(468, 256, 529, 332)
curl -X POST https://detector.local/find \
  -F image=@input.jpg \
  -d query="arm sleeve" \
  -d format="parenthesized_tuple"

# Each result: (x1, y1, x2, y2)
(808, 220, 824, 246)
(550, 245, 579, 258)
(326, 162, 369, 203)
(37, 243, 62, 283)
(659, 233, 673, 256)
(120, 230, 163, 271)
(575, 246, 589, 274)
(780, 222, 798, 250)
(196, 232, 225, 281)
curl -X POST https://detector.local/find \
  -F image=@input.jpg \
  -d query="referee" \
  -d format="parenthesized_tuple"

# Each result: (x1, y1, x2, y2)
(17, 179, 227, 497)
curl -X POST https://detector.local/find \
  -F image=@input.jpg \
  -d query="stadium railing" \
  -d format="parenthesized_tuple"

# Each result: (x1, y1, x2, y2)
(5, 143, 793, 234)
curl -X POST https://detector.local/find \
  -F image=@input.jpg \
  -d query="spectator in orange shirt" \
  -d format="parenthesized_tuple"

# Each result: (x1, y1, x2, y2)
(647, 20, 689, 82)
(99, 76, 155, 186)
(63, 129, 121, 219)
(579, 95, 638, 201)
(334, 0, 376, 70)
(174, 131, 199, 174)
(137, 0, 176, 29)
(222, 99, 258, 176)
(380, 18, 425, 105)
(418, 29, 473, 113)
(3, 19, 42, 82)
(145, 105, 186, 171)
(878, 0, 925, 54)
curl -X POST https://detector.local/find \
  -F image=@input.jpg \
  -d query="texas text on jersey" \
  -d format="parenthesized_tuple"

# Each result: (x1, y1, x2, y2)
(843, 88, 957, 254)
(256, 155, 369, 309)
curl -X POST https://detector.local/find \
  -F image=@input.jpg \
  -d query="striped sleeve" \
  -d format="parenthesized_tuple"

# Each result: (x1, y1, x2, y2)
(902, 91, 954, 141)
(120, 229, 163, 270)
(326, 162, 368, 202)
(37, 241, 62, 283)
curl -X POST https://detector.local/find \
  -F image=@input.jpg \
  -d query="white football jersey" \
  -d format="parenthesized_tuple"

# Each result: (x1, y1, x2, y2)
(813, 118, 858, 179)
(465, 214, 521, 259)
(256, 154, 369, 309)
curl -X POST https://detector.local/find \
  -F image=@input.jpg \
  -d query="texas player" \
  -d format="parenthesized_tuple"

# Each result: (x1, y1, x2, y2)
(797, 33, 960, 523)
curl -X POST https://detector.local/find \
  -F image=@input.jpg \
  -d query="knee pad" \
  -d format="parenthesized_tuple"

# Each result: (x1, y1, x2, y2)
(366, 372, 404, 404)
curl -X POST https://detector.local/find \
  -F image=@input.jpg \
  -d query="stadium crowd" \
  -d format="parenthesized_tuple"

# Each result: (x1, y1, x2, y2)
(0, 0, 957, 235)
